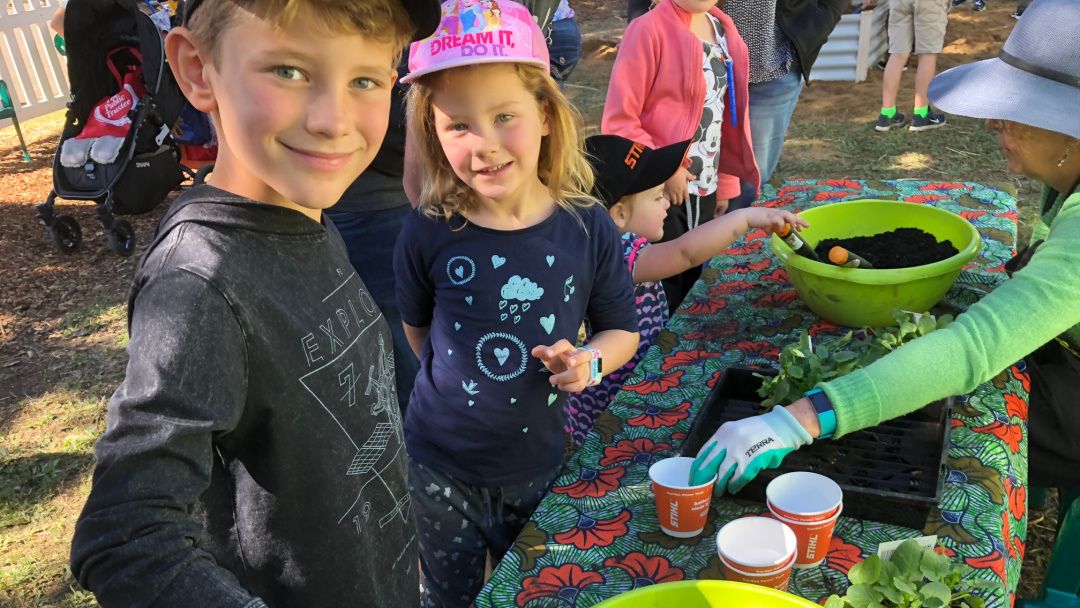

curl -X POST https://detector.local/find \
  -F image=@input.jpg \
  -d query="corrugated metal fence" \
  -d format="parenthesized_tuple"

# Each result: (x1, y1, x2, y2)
(810, 1, 890, 83)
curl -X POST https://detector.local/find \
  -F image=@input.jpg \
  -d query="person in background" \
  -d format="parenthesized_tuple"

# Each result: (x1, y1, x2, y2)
(604, 0, 758, 314)
(328, 54, 420, 416)
(564, 134, 806, 446)
(690, 0, 1080, 499)
(49, 0, 67, 38)
(547, 0, 582, 88)
(875, 0, 950, 132)
(722, 0, 847, 212)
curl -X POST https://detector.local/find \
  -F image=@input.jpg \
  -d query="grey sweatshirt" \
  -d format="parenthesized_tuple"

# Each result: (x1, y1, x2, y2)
(70, 186, 418, 608)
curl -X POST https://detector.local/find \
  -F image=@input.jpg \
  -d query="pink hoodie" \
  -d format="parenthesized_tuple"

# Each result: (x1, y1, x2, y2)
(602, 0, 760, 200)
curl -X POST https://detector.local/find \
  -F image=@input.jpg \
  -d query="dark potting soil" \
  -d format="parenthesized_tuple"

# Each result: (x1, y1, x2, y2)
(813, 228, 959, 269)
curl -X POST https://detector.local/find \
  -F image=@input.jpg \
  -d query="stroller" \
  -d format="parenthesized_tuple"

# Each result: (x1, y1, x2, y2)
(36, 0, 197, 256)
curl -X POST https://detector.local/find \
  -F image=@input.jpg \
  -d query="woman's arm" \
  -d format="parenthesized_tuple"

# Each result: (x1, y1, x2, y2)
(821, 193, 1080, 435)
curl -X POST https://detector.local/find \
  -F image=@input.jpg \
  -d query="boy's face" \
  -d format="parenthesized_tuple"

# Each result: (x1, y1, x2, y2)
(430, 64, 549, 209)
(194, 7, 398, 219)
(612, 184, 669, 242)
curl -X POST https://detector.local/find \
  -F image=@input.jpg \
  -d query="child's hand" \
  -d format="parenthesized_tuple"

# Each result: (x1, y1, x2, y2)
(714, 199, 729, 217)
(531, 340, 593, 393)
(741, 208, 808, 234)
(663, 167, 696, 206)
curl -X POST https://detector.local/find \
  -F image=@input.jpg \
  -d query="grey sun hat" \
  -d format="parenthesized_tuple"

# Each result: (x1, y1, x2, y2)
(928, 0, 1080, 140)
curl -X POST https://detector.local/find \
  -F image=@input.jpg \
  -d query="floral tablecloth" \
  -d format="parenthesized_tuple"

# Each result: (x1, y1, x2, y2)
(475, 180, 1030, 608)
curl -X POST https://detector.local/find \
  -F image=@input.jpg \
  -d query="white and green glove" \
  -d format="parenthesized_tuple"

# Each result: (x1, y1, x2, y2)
(688, 406, 814, 492)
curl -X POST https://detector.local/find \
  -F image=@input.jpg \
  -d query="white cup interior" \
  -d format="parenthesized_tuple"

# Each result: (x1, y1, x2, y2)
(766, 472, 843, 516)
(648, 456, 714, 490)
(716, 516, 797, 568)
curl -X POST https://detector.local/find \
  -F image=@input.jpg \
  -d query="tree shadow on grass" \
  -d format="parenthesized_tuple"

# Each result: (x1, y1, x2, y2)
(0, 452, 94, 530)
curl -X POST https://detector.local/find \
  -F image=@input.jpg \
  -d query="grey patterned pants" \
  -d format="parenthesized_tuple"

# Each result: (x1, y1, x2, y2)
(408, 459, 561, 608)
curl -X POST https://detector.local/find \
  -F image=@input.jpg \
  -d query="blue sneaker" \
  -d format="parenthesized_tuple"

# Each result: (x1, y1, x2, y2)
(910, 110, 947, 132)
(874, 111, 906, 132)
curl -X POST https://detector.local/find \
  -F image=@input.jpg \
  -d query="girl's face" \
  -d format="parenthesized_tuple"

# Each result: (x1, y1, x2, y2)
(986, 119, 1074, 183)
(612, 184, 670, 242)
(430, 64, 549, 209)
(672, 0, 720, 14)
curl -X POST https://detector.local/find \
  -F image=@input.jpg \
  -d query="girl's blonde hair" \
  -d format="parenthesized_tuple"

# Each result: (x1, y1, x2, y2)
(406, 63, 597, 222)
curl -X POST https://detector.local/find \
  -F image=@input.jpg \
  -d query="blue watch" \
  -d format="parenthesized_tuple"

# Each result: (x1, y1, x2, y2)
(804, 388, 836, 439)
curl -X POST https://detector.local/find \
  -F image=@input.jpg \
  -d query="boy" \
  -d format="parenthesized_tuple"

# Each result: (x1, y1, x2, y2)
(69, 1, 439, 606)
(875, 0, 949, 132)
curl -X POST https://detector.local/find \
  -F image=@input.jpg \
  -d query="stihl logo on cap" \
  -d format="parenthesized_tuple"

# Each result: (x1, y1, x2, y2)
(624, 143, 645, 169)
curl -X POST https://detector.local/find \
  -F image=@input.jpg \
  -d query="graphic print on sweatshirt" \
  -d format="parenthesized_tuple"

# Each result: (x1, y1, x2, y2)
(297, 271, 413, 568)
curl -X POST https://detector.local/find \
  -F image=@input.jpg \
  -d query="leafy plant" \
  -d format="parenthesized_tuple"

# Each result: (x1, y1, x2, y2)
(756, 310, 954, 408)
(824, 539, 994, 608)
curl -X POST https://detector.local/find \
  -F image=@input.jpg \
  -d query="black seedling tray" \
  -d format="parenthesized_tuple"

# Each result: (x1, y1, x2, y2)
(681, 368, 953, 530)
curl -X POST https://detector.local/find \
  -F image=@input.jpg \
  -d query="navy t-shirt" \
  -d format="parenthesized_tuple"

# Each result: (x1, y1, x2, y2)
(394, 203, 638, 486)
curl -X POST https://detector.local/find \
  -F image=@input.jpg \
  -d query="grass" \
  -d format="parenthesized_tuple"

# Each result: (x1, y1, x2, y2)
(781, 114, 1043, 244)
(0, 386, 107, 608)
(56, 301, 127, 347)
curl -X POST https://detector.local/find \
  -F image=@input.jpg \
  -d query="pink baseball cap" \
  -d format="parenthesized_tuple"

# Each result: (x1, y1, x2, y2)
(401, 0, 550, 83)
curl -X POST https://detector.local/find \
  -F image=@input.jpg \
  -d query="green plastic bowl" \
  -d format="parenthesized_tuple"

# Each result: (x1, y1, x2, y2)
(771, 199, 981, 328)
(593, 581, 821, 607)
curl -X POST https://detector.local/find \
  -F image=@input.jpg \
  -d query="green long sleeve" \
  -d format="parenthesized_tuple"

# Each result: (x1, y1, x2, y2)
(822, 189, 1080, 436)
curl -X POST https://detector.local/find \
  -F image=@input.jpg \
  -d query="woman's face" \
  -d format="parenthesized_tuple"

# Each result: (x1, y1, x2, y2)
(987, 119, 1073, 181)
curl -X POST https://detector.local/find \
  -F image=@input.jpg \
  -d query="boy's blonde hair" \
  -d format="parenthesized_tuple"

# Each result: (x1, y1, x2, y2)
(406, 63, 597, 222)
(187, 0, 415, 66)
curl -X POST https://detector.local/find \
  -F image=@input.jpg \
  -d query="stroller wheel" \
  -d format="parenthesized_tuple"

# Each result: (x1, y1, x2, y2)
(50, 215, 82, 254)
(108, 220, 137, 257)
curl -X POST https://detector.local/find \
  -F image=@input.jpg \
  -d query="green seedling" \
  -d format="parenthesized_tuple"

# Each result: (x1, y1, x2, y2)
(824, 539, 995, 608)
(756, 310, 954, 409)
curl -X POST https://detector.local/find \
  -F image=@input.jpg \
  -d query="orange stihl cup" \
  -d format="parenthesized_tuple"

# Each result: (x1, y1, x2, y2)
(648, 457, 715, 538)
(716, 516, 798, 591)
(766, 472, 844, 568)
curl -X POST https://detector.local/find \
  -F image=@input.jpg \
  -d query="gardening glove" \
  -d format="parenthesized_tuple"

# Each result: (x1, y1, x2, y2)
(688, 406, 814, 493)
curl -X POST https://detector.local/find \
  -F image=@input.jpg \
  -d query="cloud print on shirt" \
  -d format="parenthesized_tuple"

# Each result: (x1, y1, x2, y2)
(500, 275, 545, 302)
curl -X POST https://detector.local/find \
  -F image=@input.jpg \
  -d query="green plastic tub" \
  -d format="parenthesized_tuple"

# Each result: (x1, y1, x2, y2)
(771, 199, 981, 328)
(593, 581, 821, 607)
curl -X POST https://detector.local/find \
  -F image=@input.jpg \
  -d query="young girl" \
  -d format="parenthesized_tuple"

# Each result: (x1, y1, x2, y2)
(394, 2, 639, 606)
(603, 0, 759, 313)
(564, 135, 806, 445)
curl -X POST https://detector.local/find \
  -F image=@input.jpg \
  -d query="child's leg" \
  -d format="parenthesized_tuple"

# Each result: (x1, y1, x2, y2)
(911, 0, 948, 109)
(485, 466, 564, 562)
(409, 460, 491, 608)
(913, 54, 939, 109)
(547, 17, 582, 89)
(881, 52, 911, 110)
(408, 460, 562, 607)
(882, 0, 915, 110)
